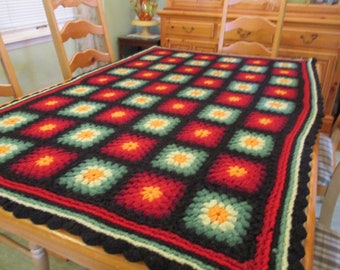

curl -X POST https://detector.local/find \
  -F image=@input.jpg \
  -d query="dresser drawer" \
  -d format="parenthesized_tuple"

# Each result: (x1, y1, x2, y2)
(165, 20, 215, 38)
(281, 29, 340, 49)
(164, 38, 217, 52)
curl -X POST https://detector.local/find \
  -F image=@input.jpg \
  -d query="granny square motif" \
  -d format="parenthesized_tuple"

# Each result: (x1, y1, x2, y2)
(0, 47, 322, 270)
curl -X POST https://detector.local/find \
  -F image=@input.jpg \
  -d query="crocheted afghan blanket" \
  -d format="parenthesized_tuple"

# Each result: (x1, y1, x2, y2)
(0, 47, 322, 270)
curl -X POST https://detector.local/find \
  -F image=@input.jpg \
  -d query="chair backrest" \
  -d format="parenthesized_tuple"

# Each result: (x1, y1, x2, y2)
(218, 0, 287, 57)
(319, 114, 340, 228)
(317, 113, 340, 196)
(0, 33, 23, 100)
(42, 0, 115, 81)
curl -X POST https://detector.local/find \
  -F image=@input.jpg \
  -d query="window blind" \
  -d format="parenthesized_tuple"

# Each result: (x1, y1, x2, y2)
(0, 1, 74, 44)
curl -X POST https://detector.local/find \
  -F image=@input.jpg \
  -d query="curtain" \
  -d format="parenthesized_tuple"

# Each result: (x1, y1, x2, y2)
(75, 4, 106, 73)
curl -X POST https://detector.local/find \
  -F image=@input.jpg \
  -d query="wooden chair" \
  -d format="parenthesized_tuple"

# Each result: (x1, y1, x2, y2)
(0, 33, 23, 100)
(42, 0, 115, 81)
(0, 34, 49, 270)
(313, 115, 340, 269)
(317, 115, 340, 197)
(218, 0, 287, 57)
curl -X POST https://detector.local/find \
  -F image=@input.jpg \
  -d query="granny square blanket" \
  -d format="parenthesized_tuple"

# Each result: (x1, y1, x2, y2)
(0, 47, 322, 270)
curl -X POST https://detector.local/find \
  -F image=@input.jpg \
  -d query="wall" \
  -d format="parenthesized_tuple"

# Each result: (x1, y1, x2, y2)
(1, 0, 166, 98)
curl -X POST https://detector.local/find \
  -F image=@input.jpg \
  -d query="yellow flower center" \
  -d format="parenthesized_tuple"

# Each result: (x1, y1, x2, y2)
(36, 155, 54, 166)
(75, 87, 87, 93)
(136, 97, 148, 103)
(245, 137, 260, 147)
(227, 165, 247, 177)
(0, 145, 10, 154)
(156, 86, 167, 91)
(111, 111, 126, 118)
(190, 90, 202, 96)
(75, 105, 90, 112)
(269, 101, 283, 109)
(40, 124, 56, 131)
(104, 93, 116, 97)
(143, 72, 153, 77)
(171, 75, 182, 81)
(275, 89, 287, 96)
(141, 186, 163, 202)
(173, 103, 184, 109)
(122, 141, 139, 151)
(278, 78, 290, 84)
(194, 129, 211, 138)
(208, 205, 229, 224)
(203, 80, 214, 85)
(239, 84, 250, 90)
(82, 169, 105, 182)
(3, 117, 20, 125)
(99, 77, 108, 83)
(213, 110, 226, 118)
(259, 118, 272, 126)
(45, 100, 58, 106)
(173, 154, 188, 164)
(77, 130, 95, 140)
(229, 96, 241, 102)
(149, 119, 165, 128)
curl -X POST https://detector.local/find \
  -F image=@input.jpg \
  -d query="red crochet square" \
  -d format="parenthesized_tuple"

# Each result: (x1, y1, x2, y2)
(176, 121, 226, 148)
(193, 54, 217, 61)
(234, 72, 266, 82)
(101, 133, 157, 162)
(20, 118, 75, 139)
(10, 146, 77, 180)
(212, 62, 238, 70)
(245, 112, 288, 132)
(132, 70, 163, 80)
(29, 96, 74, 112)
(175, 66, 203, 74)
(87, 75, 119, 85)
(115, 172, 186, 219)
(157, 98, 199, 116)
(264, 86, 298, 100)
(90, 89, 128, 102)
(124, 60, 152, 68)
(207, 154, 266, 193)
(160, 57, 186, 64)
(193, 77, 224, 88)
(151, 49, 173, 56)
(215, 92, 253, 108)
(245, 59, 270, 66)
(96, 106, 141, 125)
(143, 82, 179, 95)
(272, 68, 298, 77)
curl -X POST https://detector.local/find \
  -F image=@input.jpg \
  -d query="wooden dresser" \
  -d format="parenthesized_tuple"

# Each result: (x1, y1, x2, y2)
(158, 0, 340, 133)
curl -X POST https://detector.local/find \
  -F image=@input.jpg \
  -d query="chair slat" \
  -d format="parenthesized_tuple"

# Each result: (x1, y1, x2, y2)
(0, 33, 23, 100)
(218, 0, 287, 58)
(43, 0, 115, 81)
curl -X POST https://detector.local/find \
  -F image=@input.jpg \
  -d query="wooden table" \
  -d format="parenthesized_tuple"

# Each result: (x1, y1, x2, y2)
(0, 47, 322, 270)
(117, 35, 160, 59)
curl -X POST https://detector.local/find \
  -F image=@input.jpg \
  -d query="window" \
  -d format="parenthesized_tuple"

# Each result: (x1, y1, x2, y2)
(0, 1, 74, 45)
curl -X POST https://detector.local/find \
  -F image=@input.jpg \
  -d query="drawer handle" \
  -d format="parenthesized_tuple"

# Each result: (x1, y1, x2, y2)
(182, 26, 195, 33)
(237, 28, 251, 39)
(300, 34, 318, 44)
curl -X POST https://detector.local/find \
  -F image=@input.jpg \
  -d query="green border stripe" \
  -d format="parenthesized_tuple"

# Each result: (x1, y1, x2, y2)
(275, 58, 319, 268)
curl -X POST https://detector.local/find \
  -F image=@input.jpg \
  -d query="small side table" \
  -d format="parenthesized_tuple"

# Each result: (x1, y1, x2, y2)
(118, 35, 161, 59)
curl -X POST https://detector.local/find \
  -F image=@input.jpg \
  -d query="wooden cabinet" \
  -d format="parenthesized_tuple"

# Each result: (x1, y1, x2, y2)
(161, 11, 220, 52)
(165, 0, 223, 9)
(158, 0, 340, 133)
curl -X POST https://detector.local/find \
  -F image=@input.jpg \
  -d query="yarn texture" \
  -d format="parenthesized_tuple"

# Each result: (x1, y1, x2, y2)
(0, 47, 323, 270)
